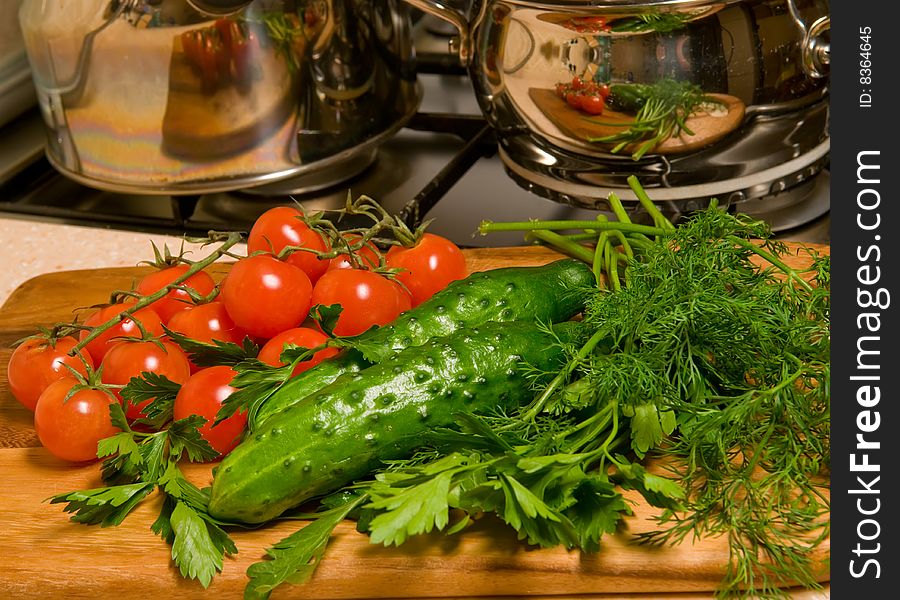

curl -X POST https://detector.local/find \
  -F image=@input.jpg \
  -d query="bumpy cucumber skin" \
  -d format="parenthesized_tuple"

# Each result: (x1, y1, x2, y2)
(208, 320, 585, 524)
(251, 259, 594, 428)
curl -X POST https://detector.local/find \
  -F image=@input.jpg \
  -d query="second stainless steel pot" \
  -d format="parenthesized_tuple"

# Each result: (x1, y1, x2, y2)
(407, 0, 830, 207)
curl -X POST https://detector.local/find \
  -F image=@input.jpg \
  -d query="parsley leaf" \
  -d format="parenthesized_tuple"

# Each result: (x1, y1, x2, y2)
(245, 496, 365, 600)
(307, 303, 343, 338)
(121, 372, 182, 430)
(48, 482, 156, 527)
(169, 415, 219, 463)
(366, 471, 453, 546)
(163, 324, 259, 368)
(215, 359, 294, 425)
(169, 501, 228, 588)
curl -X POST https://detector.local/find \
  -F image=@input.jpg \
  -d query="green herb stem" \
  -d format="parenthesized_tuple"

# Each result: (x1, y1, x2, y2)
(519, 329, 612, 423)
(626, 175, 676, 233)
(726, 235, 814, 293)
(524, 230, 596, 264)
(480, 219, 664, 237)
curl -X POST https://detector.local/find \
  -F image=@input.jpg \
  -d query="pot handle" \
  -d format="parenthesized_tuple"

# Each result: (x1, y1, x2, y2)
(787, 0, 830, 79)
(404, 0, 472, 64)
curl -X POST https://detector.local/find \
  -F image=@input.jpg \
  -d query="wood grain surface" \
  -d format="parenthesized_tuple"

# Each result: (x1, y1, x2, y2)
(0, 245, 831, 599)
(528, 88, 745, 154)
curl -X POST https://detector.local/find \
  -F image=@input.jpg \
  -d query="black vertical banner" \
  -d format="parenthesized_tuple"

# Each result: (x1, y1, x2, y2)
(830, 1, 898, 596)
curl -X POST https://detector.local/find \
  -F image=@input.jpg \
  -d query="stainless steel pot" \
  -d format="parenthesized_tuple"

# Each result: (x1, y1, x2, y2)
(18, 0, 421, 194)
(406, 0, 830, 208)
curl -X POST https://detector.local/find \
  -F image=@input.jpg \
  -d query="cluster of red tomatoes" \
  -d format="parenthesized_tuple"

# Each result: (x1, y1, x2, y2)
(561, 15, 611, 34)
(7, 205, 466, 464)
(554, 76, 611, 115)
(180, 19, 258, 91)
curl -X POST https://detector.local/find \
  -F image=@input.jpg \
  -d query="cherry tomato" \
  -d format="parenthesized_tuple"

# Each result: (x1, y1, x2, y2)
(327, 234, 381, 271)
(79, 303, 165, 365)
(597, 83, 611, 100)
(231, 34, 252, 87)
(33, 378, 121, 463)
(180, 30, 203, 70)
(135, 265, 216, 324)
(257, 327, 339, 376)
(100, 339, 192, 421)
(247, 206, 330, 284)
(173, 366, 247, 457)
(198, 31, 219, 89)
(213, 18, 235, 49)
(310, 269, 408, 337)
(166, 301, 248, 370)
(566, 92, 582, 109)
(220, 255, 313, 339)
(578, 94, 605, 115)
(7, 336, 94, 411)
(385, 233, 467, 307)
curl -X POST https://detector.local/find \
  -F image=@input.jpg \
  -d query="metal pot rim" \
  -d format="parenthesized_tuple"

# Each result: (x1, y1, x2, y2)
(493, 0, 732, 10)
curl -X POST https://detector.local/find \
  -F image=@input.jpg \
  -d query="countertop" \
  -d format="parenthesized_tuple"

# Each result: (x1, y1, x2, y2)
(0, 215, 247, 307)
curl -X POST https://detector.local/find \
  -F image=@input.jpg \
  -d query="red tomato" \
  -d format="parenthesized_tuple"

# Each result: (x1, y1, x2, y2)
(33, 378, 121, 463)
(7, 336, 94, 411)
(220, 255, 313, 339)
(79, 303, 165, 365)
(199, 31, 219, 89)
(257, 327, 339, 376)
(310, 269, 408, 337)
(100, 340, 192, 420)
(385, 233, 467, 307)
(166, 301, 248, 372)
(166, 301, 247, 346)
(566, 92, 582, 109)
(578, 94, 605, 115)
(135, 265, 216, 323)
(173, 365, 246, 457)
(597, 83, 611, 99)
(247, 206, 330, 284)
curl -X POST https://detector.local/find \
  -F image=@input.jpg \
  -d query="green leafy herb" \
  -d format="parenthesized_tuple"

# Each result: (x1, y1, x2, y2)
(609, 12, 690, 34)
(120, 372, 182, 430)
(587, 79, 723, 160)
(49, 394, 233, 589)
(245, 496, 366, 600)
(163, 324, 259, 368)
(49, 482, 156, 527)
(476, 178, 830, 597)
(215, 359, 295, 425)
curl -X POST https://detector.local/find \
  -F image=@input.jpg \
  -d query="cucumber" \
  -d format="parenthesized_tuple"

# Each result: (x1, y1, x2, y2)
(606, 83, 651, 113)
(208, 320, 586, 524)
(249, 259, 594, 429)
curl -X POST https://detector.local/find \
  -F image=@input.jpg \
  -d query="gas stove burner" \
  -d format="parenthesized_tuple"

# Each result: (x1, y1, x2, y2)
(236, 149, 377, 197)
(497, 97, 830, 234)
(736, 169, 830, 233)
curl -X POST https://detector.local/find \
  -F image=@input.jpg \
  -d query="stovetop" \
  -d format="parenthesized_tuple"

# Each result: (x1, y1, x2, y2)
(0, 21, 830, 247)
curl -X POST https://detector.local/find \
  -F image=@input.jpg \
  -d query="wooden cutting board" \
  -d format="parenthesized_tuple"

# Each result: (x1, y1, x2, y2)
(0, 246, 830, 599)
(529, 88, 745, 155)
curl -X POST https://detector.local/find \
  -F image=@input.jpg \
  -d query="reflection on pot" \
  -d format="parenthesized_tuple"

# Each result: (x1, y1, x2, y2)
(18, 0, 421, 194)
(474, 0, 828, 158)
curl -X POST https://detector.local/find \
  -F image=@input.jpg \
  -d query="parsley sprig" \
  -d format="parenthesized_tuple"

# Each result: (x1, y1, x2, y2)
(48, 381, 236, 588)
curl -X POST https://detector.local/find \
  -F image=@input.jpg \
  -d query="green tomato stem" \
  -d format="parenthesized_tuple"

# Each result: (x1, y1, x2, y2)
(71, 231, 245, 357)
